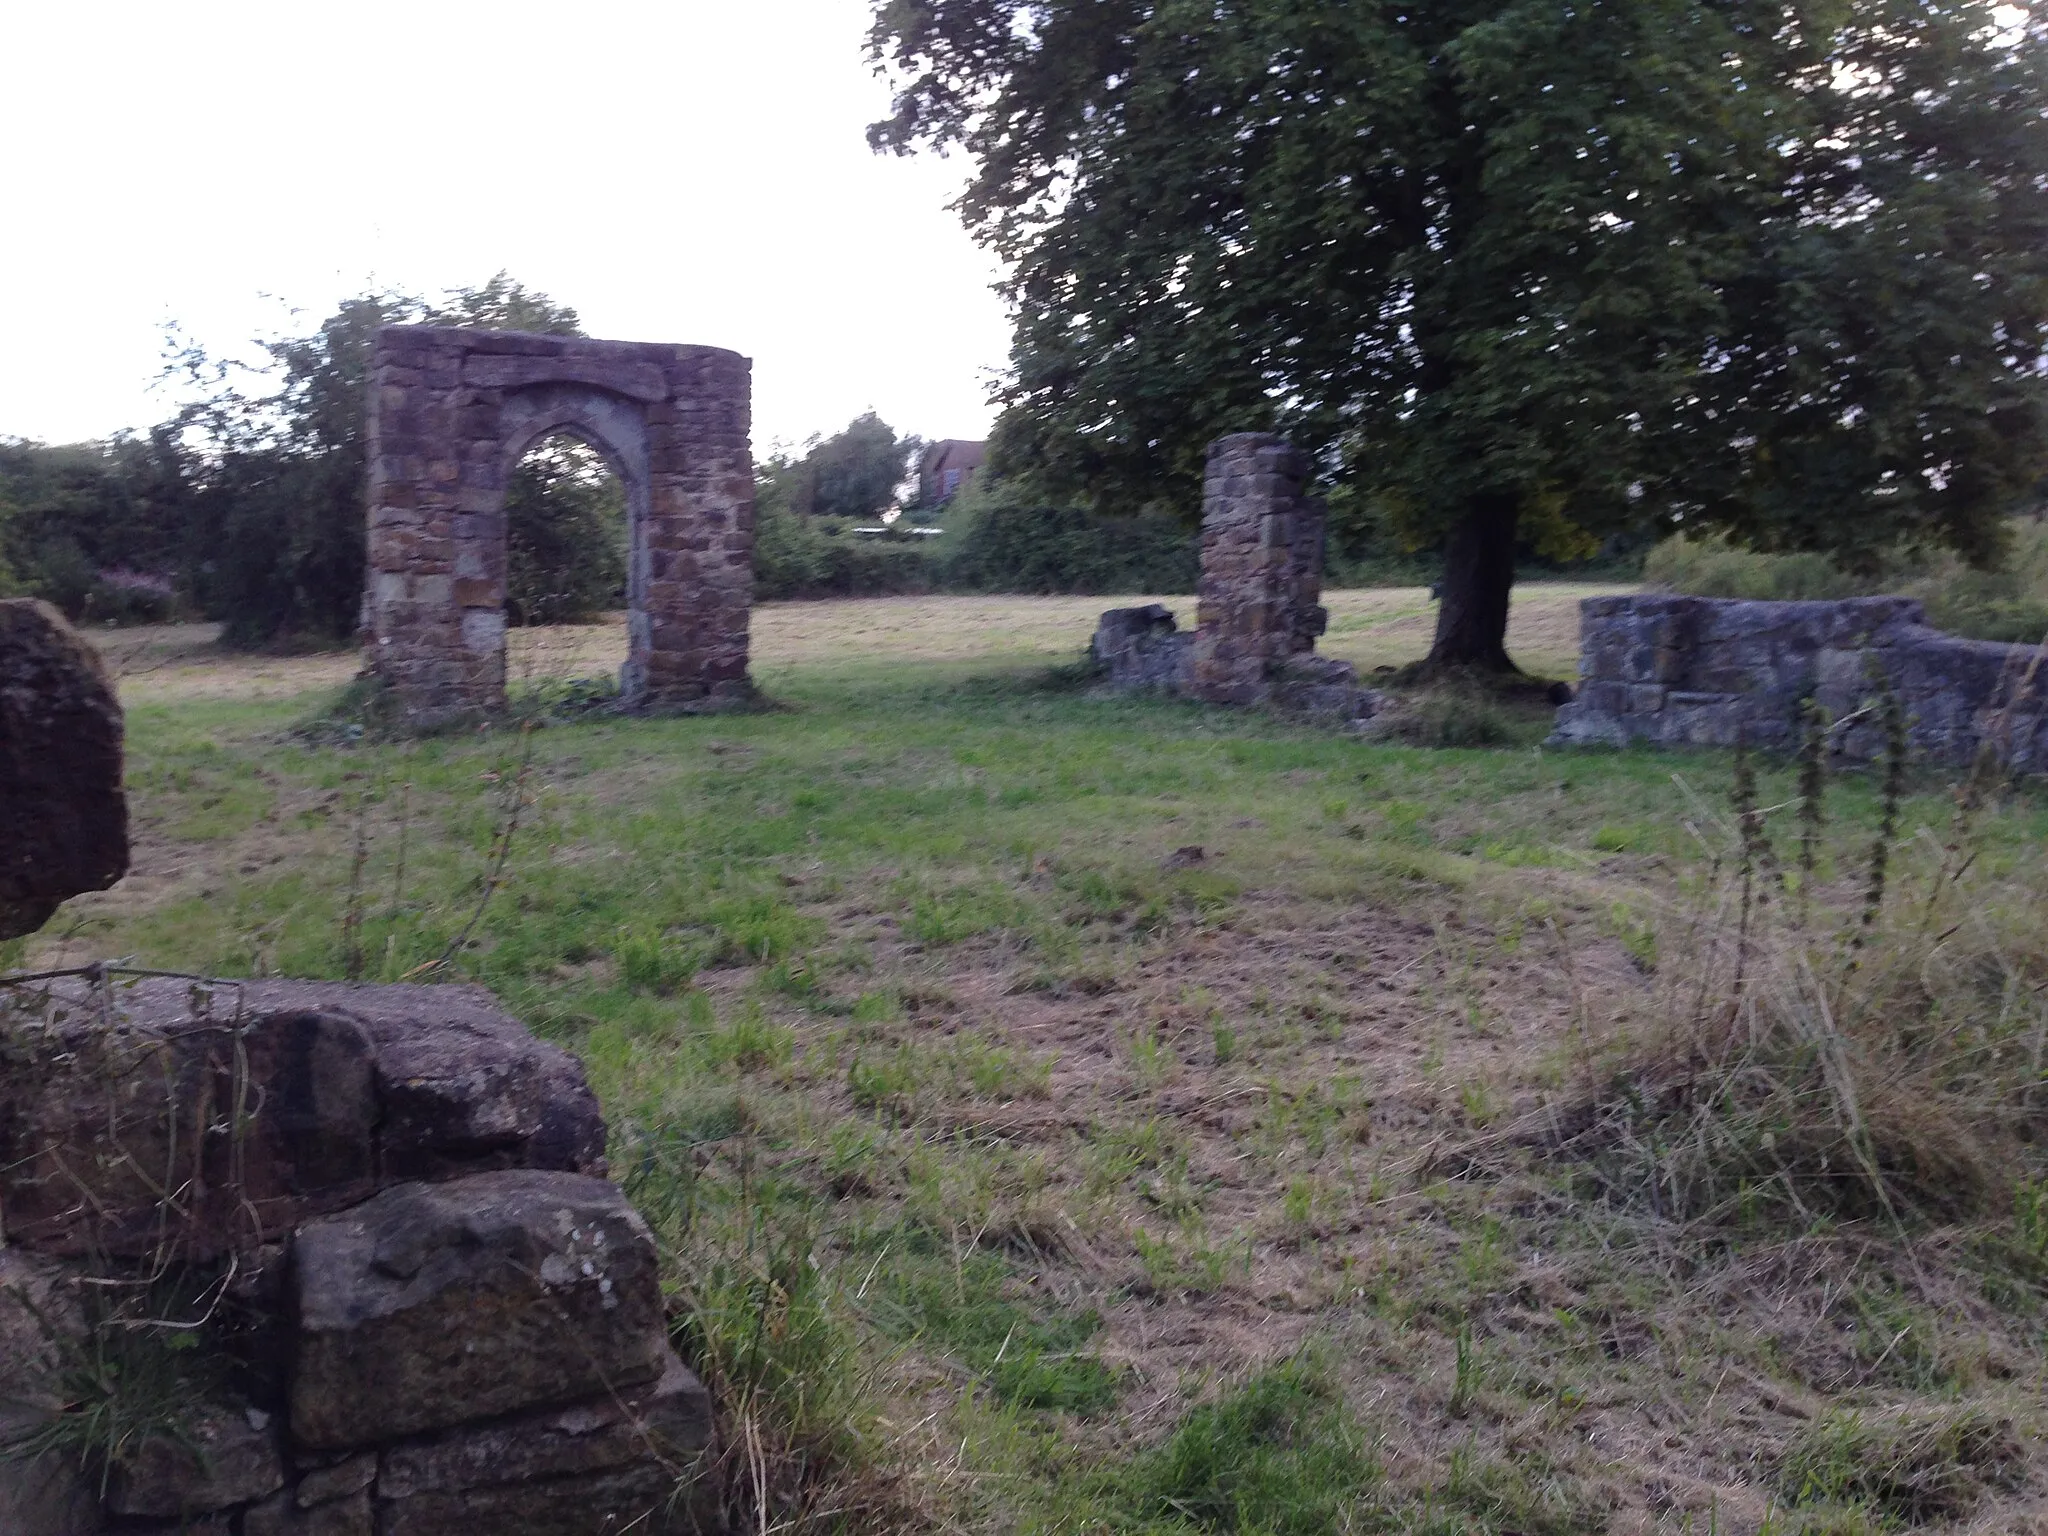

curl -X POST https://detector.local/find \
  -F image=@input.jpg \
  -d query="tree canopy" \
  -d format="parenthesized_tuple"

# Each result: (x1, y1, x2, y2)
(871, 0, 2048, 667)
(167, 275, 597, 642)
(761, 411, 922, 521)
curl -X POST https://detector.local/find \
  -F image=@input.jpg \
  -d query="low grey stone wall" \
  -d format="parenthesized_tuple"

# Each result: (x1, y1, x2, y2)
(1549, 594, 2048, 769)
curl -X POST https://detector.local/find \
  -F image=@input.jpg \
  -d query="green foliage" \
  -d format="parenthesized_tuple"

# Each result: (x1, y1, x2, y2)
(752, 499, 940, 601)
(1575, 730, 2048, 1231)
(751, 419, 942, 599)
(176, 290, 413, 644)
(942, 476, 1197, 595)
(874, 0, 2048, 656)
(752, 465, 1201, 600)
(505, 434, 626, 625)
(1648, 523, 2048, 644)
(760, 413, 922, 523)
(163, 274, 589, 645)
(0, 433, 193, 622)
(810, 411, 921, 521)
(1777, 1406, 2022, 1525)
(429, 269, 583, 335)
(1643, 531, 1874, 603)
(1, 1272, 230, 1498)
(1104, 1358, 1378, 1534)
(868, 1242, 1117, 1412)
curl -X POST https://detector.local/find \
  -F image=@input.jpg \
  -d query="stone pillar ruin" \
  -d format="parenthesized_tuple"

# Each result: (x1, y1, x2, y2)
(1185, 434, 1329, 705)
(364, 327, 754, 727)
(1090, 433, 1372, 719)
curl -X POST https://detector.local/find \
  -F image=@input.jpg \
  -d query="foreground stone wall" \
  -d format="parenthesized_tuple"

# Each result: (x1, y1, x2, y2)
(1550, 594, 2048, 769)
(1092, 434, 1375, 719)
(0, 600, 127, 939)
(365, 326, 754, 727)
(0, 979, 709, 1534)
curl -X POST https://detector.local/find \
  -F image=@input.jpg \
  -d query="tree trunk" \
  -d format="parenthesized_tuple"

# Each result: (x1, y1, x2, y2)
(1426, 494, 1520, 671)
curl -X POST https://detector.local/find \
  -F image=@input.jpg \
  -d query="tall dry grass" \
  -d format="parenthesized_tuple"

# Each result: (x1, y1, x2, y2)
(1564, 711, 2048, 1229)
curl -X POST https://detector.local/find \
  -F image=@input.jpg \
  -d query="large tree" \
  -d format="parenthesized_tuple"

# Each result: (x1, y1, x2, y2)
(761, 411, 922, 521)
(871, 0, 2048, 670)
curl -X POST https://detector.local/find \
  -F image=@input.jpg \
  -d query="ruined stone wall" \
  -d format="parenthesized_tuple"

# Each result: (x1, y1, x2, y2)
(1550, 594, 2048, 769)
(365, 326, 753, 727)
(0, 979, 709, 1534)
(1090, 435, 1374, 719)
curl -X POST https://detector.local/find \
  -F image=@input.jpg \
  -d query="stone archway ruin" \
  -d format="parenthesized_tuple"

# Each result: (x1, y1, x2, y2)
(364, 326, 754, 725)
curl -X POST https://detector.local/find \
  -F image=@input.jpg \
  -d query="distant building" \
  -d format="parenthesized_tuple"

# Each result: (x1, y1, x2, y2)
(919, 440, 987, 506)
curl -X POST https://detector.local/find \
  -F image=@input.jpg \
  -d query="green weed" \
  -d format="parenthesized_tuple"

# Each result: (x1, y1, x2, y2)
(1105, 1358, 1379, 1535)
(1777, 1405, 2022, 1524)
(867, 1244, 1117, 1414)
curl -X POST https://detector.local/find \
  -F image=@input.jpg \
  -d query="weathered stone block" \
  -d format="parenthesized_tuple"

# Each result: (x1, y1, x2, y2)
(0, 980, 604, 1259)
(0, 599, 128, 939)
(1552, 594, 2048, 768)
(376, 1351, 710, 1502)
(244, 1489, 372, 1536)
(378, 1464, 694, 1536)
(290, 1170, 666, 1449)
(1091, 605, 1189, 692)
(295, 1453, 377, 1507)
(106, 1398, 284, 1517)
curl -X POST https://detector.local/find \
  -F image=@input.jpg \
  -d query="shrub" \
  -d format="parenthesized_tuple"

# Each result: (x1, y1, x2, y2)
(943, 482, 1198, 595)
(752, 498, 939, 600)
(1642, 531, 1870, 602)
(1645, 522, 2048, 644)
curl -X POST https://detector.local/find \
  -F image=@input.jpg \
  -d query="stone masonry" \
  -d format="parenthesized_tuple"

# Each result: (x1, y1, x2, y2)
(1185, 434, 1329, 703)
(1549, 593, 2048, 770)
(0, 979, 712, 1534)
(0, 599, 128, 939)
(364, 326, 754, 727)
(1091, 434, 1375, 719)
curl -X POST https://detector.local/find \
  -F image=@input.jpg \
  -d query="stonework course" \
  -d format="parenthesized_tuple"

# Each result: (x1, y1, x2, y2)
(1091, 434, 1376, 719)
(1550, 593, 2048, 769)
(0, 979, 606, 1260)
(0, 599, 128, 939)
(364, 326, 754, 726)
(0, 978, 711, 1534)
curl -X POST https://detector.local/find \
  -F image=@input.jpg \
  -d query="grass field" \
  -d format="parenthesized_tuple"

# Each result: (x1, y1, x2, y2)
(93, 583, 1607, 708)
(17, 585, 2048, 1534)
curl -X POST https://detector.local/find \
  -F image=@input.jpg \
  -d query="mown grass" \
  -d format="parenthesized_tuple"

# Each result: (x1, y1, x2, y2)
(19, 609, 2048, 1534)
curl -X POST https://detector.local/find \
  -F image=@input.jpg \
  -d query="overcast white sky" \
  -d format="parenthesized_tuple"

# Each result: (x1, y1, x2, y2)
(2, 0, 1011, 454)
